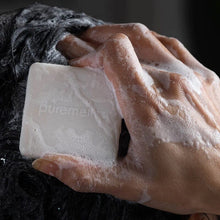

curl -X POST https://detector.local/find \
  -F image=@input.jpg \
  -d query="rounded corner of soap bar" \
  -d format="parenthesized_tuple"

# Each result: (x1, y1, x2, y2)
(29, 62, 40, 70)
(19, 144, 29, 158)
(28, 63, 41, 77)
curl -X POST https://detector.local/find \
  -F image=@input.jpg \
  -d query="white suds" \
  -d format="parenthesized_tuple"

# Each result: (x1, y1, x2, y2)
(159, 60, 202, 94)
(138, 189, 151, 204)
(141, 99, 220, 150)
(0, 158, 6, 164)
(141, 69, 154, 90)
(149, 69, 170, 90)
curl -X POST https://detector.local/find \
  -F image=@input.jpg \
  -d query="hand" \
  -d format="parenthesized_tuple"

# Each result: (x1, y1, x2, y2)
(32, 23, 220, 215)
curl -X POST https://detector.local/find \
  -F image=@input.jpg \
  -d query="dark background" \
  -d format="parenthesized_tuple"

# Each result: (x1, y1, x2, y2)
(0, 1, 219, 219)
(1, 0, 219, 74)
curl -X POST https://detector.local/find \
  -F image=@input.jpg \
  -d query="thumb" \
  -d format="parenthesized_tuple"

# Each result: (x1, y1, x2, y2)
(32, 154, 139, 200)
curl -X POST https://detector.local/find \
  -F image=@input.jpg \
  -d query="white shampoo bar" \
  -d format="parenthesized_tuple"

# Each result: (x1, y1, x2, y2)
(19, 63, 122, 162)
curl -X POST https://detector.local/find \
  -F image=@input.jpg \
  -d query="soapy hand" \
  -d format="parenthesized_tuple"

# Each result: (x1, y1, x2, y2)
(32, 24, 220, 215)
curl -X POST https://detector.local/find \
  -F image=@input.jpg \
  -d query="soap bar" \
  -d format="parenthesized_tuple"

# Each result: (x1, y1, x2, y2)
(19, 63, 122, 162)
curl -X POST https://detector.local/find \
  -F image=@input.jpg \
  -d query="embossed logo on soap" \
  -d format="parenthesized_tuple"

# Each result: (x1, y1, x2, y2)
(38, 103, 108, 119)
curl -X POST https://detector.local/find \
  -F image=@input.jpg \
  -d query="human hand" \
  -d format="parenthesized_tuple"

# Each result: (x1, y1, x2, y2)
(32, 23, 220, 215)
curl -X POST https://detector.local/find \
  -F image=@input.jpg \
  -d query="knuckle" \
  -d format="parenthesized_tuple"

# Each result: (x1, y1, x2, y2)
(169, 37, 179, 45)
(110, 33, 128, 42)
(169, 37, 184, 50)
(105, 33, 130, 49)
(124, 23, 149, 35)
(113, 32, 128, 40)
(206, 69, 218, 83)
(131, 23, 149, 32)
(130, 23, 151, 41)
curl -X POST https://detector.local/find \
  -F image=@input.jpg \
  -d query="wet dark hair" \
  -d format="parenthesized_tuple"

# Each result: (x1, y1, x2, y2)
(0, 3, 213, 220)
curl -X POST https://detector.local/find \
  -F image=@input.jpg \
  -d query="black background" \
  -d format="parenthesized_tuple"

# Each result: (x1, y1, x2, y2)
(1, 0, 219, 74)
(0, 1, 219, 219)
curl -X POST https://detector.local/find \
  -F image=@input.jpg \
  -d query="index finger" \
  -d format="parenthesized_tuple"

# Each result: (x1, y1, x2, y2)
(70, 33, 160, 136)
(56, 34, 95, 59)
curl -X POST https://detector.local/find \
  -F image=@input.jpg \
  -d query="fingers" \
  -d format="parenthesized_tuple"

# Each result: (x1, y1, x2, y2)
(151, 31, 192, 63)
(80, 23, 206, 91)
(80, 23, 216, 85)
(151, 31, 216, 82)
(71, 33, 160, 134)
(80, 23, 176, 64)
(150, 31, 220, 126)
(56, 34, 95, 59)
(142, 64, 185, 100)
(32, 153, 142, 201)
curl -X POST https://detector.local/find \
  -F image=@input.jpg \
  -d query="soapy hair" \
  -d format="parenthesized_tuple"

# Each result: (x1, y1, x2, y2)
(0, 3, 204, 220)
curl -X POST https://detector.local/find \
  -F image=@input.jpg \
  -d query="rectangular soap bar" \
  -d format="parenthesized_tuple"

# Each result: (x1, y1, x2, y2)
(19, 63, 122, 162)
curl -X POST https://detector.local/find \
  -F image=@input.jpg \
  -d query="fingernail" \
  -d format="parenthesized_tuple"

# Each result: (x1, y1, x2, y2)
(32, 159, 59, 176)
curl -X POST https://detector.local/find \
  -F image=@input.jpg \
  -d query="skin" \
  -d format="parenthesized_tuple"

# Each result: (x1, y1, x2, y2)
(32, 23, 220, 218)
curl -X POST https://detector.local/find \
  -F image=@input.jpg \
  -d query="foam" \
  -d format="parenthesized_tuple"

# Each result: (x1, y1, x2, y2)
(141, 98, 220, 151)
(152, 60, 202, 94)
(138, 189, 151, 204)
(0, 158, 6, 164)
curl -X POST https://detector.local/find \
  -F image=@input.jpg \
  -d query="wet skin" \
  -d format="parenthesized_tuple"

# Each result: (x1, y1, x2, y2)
(33, 23, 220, 218)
